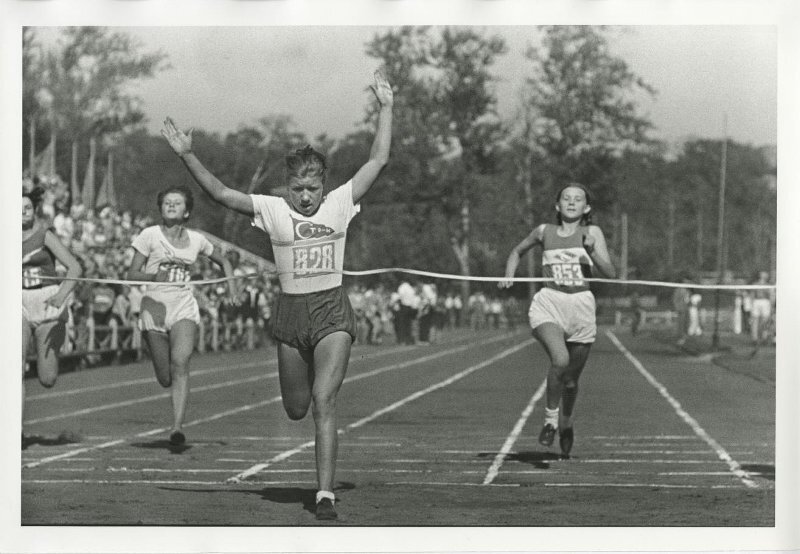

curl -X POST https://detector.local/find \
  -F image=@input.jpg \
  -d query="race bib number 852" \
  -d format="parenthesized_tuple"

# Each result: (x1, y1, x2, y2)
(551, 263, 585, 286)
(293, 241, 335, 278)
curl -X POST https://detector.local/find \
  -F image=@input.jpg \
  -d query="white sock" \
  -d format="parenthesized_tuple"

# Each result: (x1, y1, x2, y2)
(316, 490, 335, 504)
(545, 407, 559, 428)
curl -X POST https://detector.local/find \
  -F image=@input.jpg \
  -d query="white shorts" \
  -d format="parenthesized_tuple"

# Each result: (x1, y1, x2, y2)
(139, 289, 200, 333)
(751, 298, 772, 319)
(22, 285, 69, 327)
(528, 287, 596, 343)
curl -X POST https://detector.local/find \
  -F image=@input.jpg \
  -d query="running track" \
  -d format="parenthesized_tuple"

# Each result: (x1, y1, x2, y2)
(17, 327, 775, 528)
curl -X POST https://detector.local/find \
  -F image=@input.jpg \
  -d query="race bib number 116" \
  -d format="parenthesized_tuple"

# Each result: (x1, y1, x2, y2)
(293, 241, 335, 277)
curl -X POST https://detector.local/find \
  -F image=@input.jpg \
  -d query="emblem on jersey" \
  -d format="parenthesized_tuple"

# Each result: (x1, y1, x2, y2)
(553, 250, 577, 263)
(291, 215, 334, 241)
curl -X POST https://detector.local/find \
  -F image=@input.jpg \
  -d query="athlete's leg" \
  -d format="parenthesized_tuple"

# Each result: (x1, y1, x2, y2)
(532, 322, 570, 445)
(310, 331, 351, 495)
(560, 342, 592, 424)
(277, 342, 314, 420)
(143, 330, 172, 387)
(532, 322, 570, 410)
(22, 317, 33, 423)
(34, 319, 67, 388)
(167, 320, 197, 435)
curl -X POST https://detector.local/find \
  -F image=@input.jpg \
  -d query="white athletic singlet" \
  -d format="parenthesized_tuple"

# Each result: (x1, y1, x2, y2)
(131, 226, 214, 292)
(250, 181, 360, 294)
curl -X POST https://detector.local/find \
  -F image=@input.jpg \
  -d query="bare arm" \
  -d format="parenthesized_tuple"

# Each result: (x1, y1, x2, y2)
(583, 226, 616, 278)
(498, 225, 544, 289)
(351, 71, 394, 204)
(161, 117, 254, 217)
(43, 230, 82, 309)
(207, 246, 239, 303)
(126, 250, 164, 283)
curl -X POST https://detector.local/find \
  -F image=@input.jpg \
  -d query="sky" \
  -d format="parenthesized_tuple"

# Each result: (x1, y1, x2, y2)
(35, 25, 777, 147)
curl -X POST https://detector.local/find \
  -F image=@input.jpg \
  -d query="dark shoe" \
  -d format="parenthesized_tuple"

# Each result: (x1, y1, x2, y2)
(315, 498, 338, 521)
(538, 423, 556, 447)
(559, 427, 574, 456)
(169, 430, 186, 446)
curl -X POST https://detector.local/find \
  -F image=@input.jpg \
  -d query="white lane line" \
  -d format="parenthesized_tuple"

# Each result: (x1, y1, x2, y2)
(606, 330, 758, 489)
(482, 379, 547, 485)
(26, 359, 278, 401)
(592, 435, 696, 440)
(544, 483, 742, 489)
(20, 478, 742, 490)
(227, 338, 537, 483)
(23, 333, 518, 469)
(27, 343, 418, 402)
(606, 450, 751, 455)
(549, 459, 754, 464)
(385, 482, 520, 487)
(22, 479, 315, 486)
(24, 372, 277, 424)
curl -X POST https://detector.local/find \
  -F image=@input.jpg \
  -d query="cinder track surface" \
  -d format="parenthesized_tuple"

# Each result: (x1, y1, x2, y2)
(20, 327, 775, 526)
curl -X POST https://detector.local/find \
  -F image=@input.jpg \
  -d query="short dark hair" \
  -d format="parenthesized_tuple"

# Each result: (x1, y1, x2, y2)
(157, 186, 194, 216)
(23, 186, 46, 211)
(285, 145, 327, 183)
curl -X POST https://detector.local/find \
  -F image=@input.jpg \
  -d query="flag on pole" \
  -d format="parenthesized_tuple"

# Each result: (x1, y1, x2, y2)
(82, 136, 97, 209)
(95, 151, 117, 208)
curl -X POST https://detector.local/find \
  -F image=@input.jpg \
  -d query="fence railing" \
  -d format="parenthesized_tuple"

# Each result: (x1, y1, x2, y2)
(27, 316, 267, 367)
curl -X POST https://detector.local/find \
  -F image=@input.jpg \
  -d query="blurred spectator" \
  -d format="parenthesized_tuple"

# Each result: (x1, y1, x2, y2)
(687, 292, 702, 337)
(672, 278, 690, 345)
(396, 280, 418, 345)
(417, 282, 437, 344)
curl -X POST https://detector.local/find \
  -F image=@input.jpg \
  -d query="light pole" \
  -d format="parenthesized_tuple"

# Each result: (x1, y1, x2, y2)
(712, 115, 728, 348)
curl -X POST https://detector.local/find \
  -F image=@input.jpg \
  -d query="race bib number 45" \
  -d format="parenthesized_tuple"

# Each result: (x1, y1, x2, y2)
(293, 241, 335, 278)
(551, 263, 585, 286)
(22, 267, 42, 288)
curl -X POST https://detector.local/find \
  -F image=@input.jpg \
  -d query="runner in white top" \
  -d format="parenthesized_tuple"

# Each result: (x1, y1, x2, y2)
(250, 179, 359, 294)
(127, 186, 237, 446)
(161, 70, 393, 521)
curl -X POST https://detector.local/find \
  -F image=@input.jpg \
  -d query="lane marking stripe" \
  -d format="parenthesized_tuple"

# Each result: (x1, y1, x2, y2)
(605, 330, 758, 489)
(482, 379, 547, 485)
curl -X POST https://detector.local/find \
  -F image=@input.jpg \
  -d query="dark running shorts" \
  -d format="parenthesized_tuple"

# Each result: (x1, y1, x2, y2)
(271, 286, 357, 350)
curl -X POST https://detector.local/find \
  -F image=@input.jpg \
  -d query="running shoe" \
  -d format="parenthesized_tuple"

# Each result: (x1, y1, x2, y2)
(169, 430, 186, 446)
(559, 427, 574, 456)
(315, 498, 338, 521)
(538, 423, 556, 447)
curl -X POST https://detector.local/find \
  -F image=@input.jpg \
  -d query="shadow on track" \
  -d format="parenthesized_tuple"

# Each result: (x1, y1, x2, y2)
(155, 482, 357, 516)
(740, 463, 775, 481)
(130, 439, 192, 455)
(478, 450, 564, 468)
(22, 431, 83, 450)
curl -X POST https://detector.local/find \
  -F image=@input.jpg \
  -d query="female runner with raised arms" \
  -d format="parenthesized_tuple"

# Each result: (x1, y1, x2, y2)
(500, 183, 616, 457)
(160, 70, 393, 520)
(127, 186, 237, 446)
(22, 187, 83, 445)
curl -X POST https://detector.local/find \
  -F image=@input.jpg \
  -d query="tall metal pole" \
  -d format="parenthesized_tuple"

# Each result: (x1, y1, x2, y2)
(712, 115, 728, 348)
(621, 212, 629, 281)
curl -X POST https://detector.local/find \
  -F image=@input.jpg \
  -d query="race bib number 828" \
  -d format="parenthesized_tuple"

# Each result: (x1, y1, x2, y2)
(293, 241, 335, 277)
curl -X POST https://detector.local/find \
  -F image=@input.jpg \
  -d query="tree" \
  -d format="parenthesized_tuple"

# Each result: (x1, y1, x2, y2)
(365, 26, 508, 303)
(513, 26, 657, 285)
(32, 27, 167, 207)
